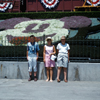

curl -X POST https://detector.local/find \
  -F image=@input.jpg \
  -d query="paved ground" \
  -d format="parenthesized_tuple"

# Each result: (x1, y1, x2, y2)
(0, 79, 100, 100)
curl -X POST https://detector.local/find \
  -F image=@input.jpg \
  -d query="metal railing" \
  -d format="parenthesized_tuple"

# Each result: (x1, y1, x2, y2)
(0, 36, 100, 62)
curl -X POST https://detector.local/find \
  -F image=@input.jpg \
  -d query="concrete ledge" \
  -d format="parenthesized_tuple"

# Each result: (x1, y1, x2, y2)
(0, 61, 100, 81)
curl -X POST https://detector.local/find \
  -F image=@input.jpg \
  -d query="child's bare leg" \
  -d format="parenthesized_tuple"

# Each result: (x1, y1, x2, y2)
(50, 67, 53, 82)
(46, 67, 50, 81)
(63, 67, 68, 82)
(57, 67, 61, 82)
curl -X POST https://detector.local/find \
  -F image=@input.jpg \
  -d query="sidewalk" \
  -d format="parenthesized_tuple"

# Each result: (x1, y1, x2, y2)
(0, 79, 100, 100)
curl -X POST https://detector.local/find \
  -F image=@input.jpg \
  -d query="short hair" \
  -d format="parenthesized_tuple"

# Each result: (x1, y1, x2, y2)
(30, 35, 35, 38)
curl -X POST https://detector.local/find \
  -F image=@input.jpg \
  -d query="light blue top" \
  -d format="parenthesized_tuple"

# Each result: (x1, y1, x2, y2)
(27, 42, 40, 55)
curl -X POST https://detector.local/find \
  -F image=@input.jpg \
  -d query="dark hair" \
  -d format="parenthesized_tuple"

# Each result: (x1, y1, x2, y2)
(30, 35, 35, 38)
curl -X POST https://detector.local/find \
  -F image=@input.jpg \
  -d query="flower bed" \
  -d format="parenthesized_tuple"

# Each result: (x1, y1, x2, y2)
(0, 17, 100, 46)
(0, 18, 69, 45)
(60, 16, 92, 29)
(9, 37, 40, 46)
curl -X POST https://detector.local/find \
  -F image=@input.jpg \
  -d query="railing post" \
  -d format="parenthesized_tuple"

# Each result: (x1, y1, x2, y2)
(43, 34, 45, 46)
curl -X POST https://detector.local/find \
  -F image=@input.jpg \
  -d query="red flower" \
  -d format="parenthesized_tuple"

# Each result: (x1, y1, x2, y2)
(10, 36, 40, 45)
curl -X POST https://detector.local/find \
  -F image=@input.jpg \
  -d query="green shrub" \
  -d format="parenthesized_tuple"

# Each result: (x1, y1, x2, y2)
(0, 11, 100, 19)
(0, 44, 100, 59)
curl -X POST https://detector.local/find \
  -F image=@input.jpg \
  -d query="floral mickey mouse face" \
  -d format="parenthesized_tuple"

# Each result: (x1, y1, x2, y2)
(0, 19, 69, 46)
(0, 16, 93, 46)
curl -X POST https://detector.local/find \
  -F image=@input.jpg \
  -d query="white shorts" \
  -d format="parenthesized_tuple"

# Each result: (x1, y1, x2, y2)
(57, 53, 68, 68)
(28, 54, 37, 72)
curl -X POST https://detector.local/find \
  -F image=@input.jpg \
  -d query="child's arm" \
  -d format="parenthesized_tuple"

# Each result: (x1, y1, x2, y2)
(43, 46, 45, 62)
(26, 44, 29, 60)
(36, 51, 39, 61)
(68, 50, 70, 63)
(26, 50, 28, 60)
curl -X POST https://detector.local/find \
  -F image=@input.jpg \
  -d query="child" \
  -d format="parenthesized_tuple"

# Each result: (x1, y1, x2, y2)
(27, 35, 40, 81)
(57, 36, 70, 82)
(43, 37, 56, 82)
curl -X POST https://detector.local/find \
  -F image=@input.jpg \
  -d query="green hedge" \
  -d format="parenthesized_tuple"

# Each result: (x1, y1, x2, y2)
(0, 41, 100, 59)
(0, 11, 100, 19)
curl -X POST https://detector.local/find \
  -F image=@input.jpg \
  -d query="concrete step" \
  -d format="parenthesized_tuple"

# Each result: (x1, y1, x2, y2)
(0, 61, 100, 81)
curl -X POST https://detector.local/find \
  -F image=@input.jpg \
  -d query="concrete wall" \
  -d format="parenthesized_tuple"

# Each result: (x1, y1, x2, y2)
(0, 61, 100, 81)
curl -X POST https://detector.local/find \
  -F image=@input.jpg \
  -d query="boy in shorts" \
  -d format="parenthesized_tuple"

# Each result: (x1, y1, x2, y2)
(57, 36, 70, 82)
(27, 35, 40, 81)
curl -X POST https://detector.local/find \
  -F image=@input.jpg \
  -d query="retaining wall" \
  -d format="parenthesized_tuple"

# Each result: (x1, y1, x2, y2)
(0, 61, 100, 81)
